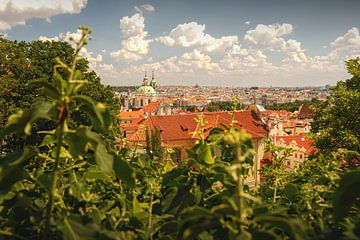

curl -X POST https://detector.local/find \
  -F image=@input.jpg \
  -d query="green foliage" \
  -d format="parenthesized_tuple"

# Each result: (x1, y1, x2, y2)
(312, 57, 360, 154)
(266, 98, 322, 112)
(0, 34, 119, 153)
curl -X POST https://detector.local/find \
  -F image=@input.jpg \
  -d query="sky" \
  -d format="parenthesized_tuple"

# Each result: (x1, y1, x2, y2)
(1, 0, 360, 87)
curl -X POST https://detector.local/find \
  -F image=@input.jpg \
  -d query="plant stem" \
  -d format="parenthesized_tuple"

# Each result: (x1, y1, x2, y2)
(147, 194, 154, 240)
(235, 146, 244, 234)
(43, 119, 65, 239)
(273, 186, 277, 203)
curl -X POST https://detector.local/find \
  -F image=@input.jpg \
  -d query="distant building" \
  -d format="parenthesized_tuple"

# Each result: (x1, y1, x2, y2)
(275, 135, 317, 169)
(124, 111, 269, 186)
(120, 71, 157, 110)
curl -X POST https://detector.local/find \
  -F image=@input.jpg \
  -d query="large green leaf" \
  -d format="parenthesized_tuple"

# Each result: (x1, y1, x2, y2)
(197, 144, 215, 165)
(83, 167, 112, 182)
(254, 215, 306, 240)
(64, 127, 90, 158)
(113, 153, 136, 187)
(73, 95, 111, 133)
(283, 183, 299, 201)
(94, 142, 114, 177)
(29, 80, 60, 100)
(0, 146, 37, 193)
(333, 170, 360, 220)
(5, 102, 54, 136)
(58, 215, 99, 240)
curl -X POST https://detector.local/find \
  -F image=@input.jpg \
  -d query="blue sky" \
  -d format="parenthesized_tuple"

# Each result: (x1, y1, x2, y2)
(1, 0, 360, 86)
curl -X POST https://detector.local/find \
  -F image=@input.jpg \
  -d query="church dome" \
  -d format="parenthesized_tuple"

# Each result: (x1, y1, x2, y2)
(136, 85, 156, 95)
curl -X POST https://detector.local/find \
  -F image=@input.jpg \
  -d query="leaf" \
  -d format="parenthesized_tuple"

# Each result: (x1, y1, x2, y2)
(94, 143, 114, 177)
(5, 103, 54, 136)
(283, 183, 299, 201)
(197, 144, 215, 165)
(0, 146, 37, 193)
(113, 153, 136, 187)
(333, 170, 360, 220)
(65, 127, 90, 158)
(36, 172, 51, 189)
(58, 215, 99, 240)
(254, 215, 306, 240)
(73, 95, 111, 133)
(132, 196, 149, 220)
(0, 146, 37, 167)
(30, 80, 60, 100)
(83, 168, 112, 182)
(164, 160, 176, 173)
(178, 207, 220, 240)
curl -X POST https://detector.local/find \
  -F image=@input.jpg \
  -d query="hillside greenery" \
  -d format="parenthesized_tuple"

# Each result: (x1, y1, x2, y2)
(0, 35, 119, 153)
(0, 27, 359, 240)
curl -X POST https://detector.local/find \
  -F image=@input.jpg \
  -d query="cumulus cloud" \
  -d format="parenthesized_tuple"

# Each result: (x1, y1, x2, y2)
(110, 13, 151, 62)
(244, 23, 309, 64)
(120, 49, 220, 77)
(0, 0, 87, 30)
(39, 29, 103, 69)
(330, 27, 360, 50)
(244, 21, 250, 25)
(244, 23, 293, 49)
(156, 21, 238, 53)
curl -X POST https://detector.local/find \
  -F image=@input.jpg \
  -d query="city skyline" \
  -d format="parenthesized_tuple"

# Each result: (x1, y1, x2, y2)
(1, 0, 360, 86)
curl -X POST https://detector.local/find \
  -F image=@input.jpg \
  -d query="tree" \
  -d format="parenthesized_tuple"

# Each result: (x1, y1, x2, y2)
(312, 58, 360, 155)
(0, 38, 119, 152)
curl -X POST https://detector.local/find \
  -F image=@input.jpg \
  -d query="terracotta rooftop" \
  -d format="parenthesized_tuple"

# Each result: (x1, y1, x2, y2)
(298, 105, 315, 118)
(275, 135, 316, 155)
(118, 110, 144, 120)
(142, 102, 161, 113)
(126, 110, 268, 142)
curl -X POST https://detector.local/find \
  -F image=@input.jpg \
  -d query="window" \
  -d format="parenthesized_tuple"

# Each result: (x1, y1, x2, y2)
(295, 153, 297, 158)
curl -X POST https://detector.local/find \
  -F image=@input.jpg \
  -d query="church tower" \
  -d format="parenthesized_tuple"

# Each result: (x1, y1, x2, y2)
(142, 71, 149, 86)
(150, 71, 157, 89)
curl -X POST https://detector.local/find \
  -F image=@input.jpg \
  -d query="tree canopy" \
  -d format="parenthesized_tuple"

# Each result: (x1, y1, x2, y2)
(0, 38, 119, 152)
(312, 58, 360, 155)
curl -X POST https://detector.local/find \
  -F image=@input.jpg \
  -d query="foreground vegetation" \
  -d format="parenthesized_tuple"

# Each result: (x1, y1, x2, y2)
(0, 28, 359, 239)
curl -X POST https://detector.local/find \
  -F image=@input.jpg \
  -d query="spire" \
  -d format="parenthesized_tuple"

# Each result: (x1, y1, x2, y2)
(143, 71, 149, 85)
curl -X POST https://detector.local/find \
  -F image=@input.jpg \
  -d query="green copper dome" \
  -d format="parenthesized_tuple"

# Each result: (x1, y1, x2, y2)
(136, 85, 156, 95)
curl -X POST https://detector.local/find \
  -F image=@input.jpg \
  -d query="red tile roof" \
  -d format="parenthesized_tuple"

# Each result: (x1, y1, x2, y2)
(126, 110, 268, 142)
(299, 105, 315, 118)
(142, 102, 161, 113)
(275, 135, 316, 155)
(118, 110, 144, 120)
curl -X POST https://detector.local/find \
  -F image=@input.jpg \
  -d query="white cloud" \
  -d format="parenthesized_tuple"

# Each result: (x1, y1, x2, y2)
(330, 27, 360, 50)
(39, 35, 61, 42)
(244, 23, 309, 64)
(39, 29, 102, 69)
(134, 4, 155, 13)
(227, 44, 248, 56)
(244, 23, 293, 50)
(0, 0, 87, 30)
(110, 13, 151, 62)
(156, 21, 238, 53)
(0, 31, 8, 38)
(244, 21, 250, 25)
